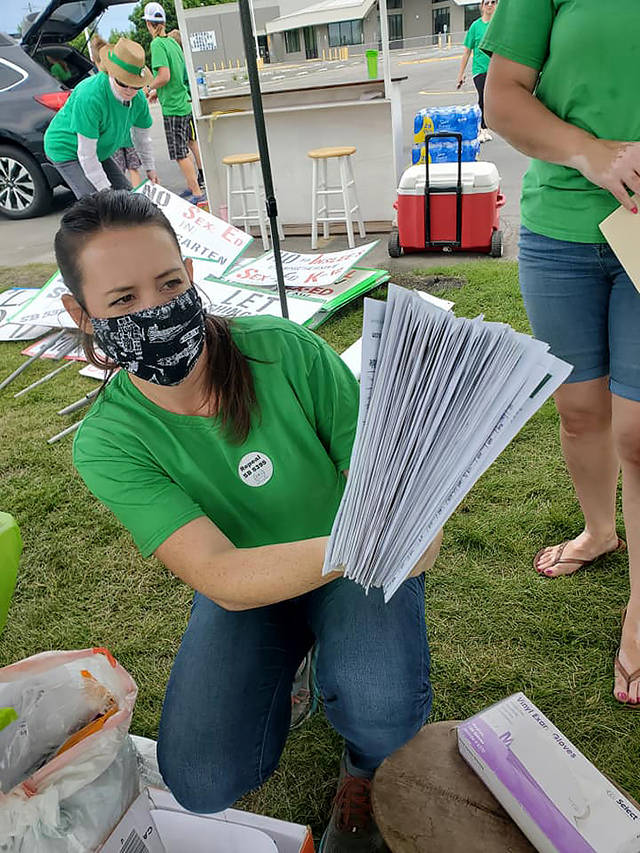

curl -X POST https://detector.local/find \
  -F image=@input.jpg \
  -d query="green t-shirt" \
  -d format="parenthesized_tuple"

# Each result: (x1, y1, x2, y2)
(44, 72, 152, 163)
(73, 316, 359, 558)
(464, 18, 489, 77)
(150, 36, 191, 117)
(482, 0, 640, 243)
(50, 61, 72, 83)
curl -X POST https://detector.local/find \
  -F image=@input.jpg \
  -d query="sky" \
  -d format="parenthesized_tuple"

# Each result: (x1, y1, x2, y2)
(0, 1, 138, 38)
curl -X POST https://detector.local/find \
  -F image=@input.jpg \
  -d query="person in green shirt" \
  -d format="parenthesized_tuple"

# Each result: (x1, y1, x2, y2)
(47, 56, 72, 84)
(55, 189, 441, 852)
(143, 2, 205, 204)
(44, 38, 158, 198)
(483, 0, 640, 709)
(456, 0, 497, 142)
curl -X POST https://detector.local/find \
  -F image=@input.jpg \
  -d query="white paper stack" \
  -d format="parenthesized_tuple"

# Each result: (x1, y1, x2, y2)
(323, 284, 573, 600)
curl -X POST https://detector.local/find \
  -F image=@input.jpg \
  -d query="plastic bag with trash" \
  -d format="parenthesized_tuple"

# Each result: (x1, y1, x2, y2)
(0, 648, 139, 852)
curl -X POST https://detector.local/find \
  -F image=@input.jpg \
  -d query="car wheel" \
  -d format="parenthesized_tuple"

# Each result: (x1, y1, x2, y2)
(0, 145, 53, 220)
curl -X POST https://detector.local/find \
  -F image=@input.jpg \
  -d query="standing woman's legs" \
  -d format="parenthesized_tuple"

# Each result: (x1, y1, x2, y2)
(607, 249, 640, 703)
(473, 72, 487, 129)
(157, 592, 312, 812)
(612, 394, 640, 704)
(519, 229, 620, 576)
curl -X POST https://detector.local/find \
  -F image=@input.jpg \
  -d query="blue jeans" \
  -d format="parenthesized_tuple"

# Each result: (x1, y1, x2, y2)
(157, 575, 431, 813)
(519, 226, 640, 402)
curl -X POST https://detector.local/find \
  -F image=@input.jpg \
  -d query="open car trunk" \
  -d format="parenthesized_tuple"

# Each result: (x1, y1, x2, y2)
(21, 0, 134, 90)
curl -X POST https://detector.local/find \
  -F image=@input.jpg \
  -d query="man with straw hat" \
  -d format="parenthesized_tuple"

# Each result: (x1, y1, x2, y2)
(144, 2, 206, 204)
(44, 38, 159, 198)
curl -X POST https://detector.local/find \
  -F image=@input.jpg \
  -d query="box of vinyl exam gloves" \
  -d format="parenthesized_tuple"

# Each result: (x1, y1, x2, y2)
(457, 693, 640, 853)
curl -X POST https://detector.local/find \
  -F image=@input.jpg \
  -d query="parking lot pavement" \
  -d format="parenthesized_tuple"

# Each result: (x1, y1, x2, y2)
(0, 51, 526, 270)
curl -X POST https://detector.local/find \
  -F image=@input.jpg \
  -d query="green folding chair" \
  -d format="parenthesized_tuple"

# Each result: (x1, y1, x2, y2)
(0, 512, 21, 634)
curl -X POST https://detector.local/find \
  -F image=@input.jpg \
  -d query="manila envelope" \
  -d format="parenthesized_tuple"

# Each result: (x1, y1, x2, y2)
(599, 195, 640, 293)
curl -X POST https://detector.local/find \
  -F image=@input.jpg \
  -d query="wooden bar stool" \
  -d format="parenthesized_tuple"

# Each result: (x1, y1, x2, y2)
(222, 153, 284, 251)
(308, 146, 366, 250)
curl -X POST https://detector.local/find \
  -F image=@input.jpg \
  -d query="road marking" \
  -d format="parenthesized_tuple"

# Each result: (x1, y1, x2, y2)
(419, 89, 474, 95)
(297, 71, 309, 76)
(273, 75, 285, 80)
(399, 54, 463, 65)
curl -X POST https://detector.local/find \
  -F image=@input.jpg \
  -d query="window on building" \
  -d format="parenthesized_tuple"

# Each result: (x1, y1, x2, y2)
(328, 19, 364, 47)
(432, 6, 450, 33)
(284, 29, 301, 53)
(387, 0, 402, 9)
(464, 3, 481, 28)
(388, 13, 403, 42)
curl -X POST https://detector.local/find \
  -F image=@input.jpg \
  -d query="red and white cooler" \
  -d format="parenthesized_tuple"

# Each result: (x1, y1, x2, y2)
(389, 160, 504, 258)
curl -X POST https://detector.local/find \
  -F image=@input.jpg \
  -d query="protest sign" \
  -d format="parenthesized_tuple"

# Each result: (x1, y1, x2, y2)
(223, 242, 378, 289)
(134, 183, 252, 274)
(0, 288, 53, 341)
(6, 272, 74, 331)
(196, 260, 388, 329)
(191, 260, 321, 326)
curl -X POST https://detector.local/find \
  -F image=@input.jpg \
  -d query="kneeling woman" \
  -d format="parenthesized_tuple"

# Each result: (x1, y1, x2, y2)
(57, 190, 440, 852)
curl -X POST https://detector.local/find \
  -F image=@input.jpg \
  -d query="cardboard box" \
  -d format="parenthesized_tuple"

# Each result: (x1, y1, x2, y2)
(457, 693, 640, 853)
(100, 787, 315, 853)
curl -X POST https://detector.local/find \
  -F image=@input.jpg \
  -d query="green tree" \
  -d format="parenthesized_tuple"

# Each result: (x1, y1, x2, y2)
(128, 0, 232, 58)
(108, 27, 135, 44)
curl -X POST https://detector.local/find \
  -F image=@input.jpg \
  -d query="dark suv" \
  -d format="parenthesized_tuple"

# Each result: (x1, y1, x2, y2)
(0, 0, 132, 220)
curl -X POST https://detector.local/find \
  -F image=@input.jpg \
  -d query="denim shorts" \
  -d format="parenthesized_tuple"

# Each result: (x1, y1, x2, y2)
(519, 226, 640, 402)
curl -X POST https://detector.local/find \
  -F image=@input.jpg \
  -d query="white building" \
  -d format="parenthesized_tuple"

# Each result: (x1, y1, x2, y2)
(183, 0, 482, 66)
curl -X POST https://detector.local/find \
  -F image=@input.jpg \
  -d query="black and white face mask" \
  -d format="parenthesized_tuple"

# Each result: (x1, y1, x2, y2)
(90, 284, 206, 386)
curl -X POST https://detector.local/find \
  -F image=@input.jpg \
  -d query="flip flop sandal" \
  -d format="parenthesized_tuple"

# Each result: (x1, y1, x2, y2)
(533, 538, 626, 577)
(614, 655, 640, 709)
(614, 607, 640, 709)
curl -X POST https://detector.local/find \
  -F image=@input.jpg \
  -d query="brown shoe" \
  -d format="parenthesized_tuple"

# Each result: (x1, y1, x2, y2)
(319, 760, 389, 852)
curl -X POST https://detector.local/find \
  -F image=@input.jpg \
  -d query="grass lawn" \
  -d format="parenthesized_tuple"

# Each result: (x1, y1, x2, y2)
(0, 260, 636, 839)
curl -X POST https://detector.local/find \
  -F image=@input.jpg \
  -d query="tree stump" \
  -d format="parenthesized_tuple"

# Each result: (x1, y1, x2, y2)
(372, 721, 536, 853)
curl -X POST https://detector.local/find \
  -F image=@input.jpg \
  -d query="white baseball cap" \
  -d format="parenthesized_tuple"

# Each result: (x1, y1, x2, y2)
(143, 2, 166, 23)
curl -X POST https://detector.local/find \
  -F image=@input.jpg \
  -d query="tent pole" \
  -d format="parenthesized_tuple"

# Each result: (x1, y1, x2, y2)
(238, 0, 289, 319)
(378, 0, 392, 99)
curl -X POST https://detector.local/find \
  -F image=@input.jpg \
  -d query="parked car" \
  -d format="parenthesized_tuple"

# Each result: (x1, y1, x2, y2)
(0, 0, 133, 220)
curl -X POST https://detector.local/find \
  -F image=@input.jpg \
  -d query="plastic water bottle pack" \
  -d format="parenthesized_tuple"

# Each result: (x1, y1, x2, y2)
(413, 105, 481, 145)
(412, 138, 480, 166)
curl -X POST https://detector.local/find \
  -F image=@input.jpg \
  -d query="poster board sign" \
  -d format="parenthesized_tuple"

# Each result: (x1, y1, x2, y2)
(134, 183, 252, 275)
(191, 261, 322, 326)
(7, 272, 74, 330)
(190, 30, 217, 52)
(223, 242, 378, 289)
(195, 262, 389, 329)
(0, 288, 52, 341)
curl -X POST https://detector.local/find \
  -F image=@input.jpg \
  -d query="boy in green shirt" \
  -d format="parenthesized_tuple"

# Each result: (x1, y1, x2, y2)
(456, 0, 497, 142)
(144, 2, 205, 204)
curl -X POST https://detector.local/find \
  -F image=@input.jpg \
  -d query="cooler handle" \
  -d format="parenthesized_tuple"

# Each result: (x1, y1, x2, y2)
(424, 132, 463, 249)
